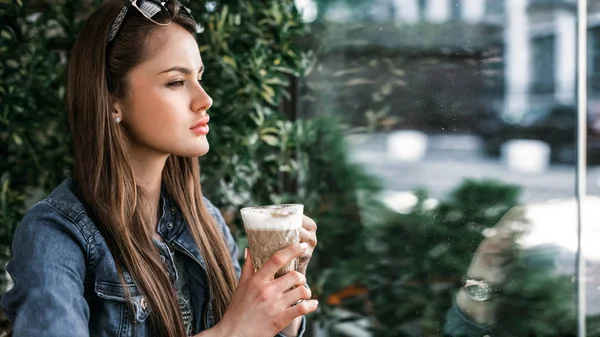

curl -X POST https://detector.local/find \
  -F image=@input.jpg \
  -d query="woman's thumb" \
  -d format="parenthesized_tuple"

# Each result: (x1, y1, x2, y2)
(239, 248, 254, 285)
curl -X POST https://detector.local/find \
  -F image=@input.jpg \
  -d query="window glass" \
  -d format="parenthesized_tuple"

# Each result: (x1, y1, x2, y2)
(297, 0, 592, 335)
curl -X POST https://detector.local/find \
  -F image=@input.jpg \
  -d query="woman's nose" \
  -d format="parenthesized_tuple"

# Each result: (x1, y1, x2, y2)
(192, 85, 213, 113)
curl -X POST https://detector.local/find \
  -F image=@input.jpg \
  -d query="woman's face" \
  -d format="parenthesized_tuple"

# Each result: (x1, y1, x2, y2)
(115, 24, 213, 159)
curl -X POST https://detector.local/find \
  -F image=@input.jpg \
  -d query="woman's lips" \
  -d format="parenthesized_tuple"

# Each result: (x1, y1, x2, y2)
(190, 116, 210, 136)
(191, 124, 209, 136)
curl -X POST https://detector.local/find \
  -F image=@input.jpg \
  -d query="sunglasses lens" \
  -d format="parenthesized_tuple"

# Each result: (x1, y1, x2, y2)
(136, 0, 171, 25)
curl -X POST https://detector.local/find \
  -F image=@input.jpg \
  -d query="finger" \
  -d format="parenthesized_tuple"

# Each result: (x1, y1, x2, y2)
(282, 284, 312, 306)
(494, 206, 529, 234)
(275, 271, 306, 292)
(258, 243, 308, 280)
(283, 299, 319, 321)
(239, 249, 254, 285)
(298, 250, 312, 261)
(302, 216, 317, 232)
(300, 228, 317, 248)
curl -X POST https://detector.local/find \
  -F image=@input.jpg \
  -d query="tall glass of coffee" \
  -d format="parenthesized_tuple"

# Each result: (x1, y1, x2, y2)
(240, 204, 304, 278)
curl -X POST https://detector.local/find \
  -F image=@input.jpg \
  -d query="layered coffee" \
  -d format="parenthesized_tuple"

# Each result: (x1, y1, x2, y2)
(241, 205, 304, 278)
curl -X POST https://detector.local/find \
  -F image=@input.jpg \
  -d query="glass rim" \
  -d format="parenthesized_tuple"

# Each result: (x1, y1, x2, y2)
(240, 204, 304, 212)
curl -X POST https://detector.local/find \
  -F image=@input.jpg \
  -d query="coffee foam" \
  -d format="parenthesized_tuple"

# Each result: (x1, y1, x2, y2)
(241, 205, 303, 230)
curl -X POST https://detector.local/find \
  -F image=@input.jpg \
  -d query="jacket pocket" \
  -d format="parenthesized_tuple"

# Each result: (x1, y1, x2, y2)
(95, 281, 152, 323)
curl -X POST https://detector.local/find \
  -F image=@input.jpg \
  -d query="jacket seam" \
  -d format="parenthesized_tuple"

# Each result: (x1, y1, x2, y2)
(42, 199, 90, 240)
(41, 199, 98, 272)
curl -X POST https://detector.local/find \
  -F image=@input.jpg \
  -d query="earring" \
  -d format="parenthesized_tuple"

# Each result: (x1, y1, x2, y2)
(114, 117, 121, 123)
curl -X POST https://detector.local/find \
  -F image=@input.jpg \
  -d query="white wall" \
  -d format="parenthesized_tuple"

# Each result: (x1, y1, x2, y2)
(394, 0, 419, 23)
(370, 0, 394, 22)
(555, 10, 576, 104)
(461, 0, 485, 23)
(427, 0, 450, 23)
(504, 0, 530, 120)
(394, 0, 484, 24)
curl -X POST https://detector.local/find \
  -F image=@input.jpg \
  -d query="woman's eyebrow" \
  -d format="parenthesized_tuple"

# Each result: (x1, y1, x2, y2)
(158, 65, 204, 75)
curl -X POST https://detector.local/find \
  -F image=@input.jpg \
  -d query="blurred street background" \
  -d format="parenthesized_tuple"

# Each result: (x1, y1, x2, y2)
(347, 133, 590, 203)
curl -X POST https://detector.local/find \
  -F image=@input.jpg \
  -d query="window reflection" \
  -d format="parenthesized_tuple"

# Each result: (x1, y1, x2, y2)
(297, 0, 592, 336)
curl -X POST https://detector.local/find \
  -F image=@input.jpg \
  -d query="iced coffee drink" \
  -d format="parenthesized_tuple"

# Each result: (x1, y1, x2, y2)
(240, 204, 304, 278)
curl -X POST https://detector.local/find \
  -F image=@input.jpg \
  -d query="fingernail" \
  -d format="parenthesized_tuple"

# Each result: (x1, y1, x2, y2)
(299, 242, 309, 250)
(244, 248, 248, 259)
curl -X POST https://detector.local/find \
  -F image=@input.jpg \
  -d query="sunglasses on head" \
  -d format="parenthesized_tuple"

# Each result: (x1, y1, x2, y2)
(107, 0, 195, 44)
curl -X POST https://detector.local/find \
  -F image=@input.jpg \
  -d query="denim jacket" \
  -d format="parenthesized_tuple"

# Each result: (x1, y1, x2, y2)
(1, 178, 306, 337)
(444, 302, 495, 337)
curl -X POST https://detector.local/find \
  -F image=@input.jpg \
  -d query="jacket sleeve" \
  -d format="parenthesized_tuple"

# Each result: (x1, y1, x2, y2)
(443, 302, 495, 337)
(1, 200, 90, 337)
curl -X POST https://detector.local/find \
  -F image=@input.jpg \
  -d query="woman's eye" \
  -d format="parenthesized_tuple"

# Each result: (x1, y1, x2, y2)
(197, 78, 203, 85)
(166, 80, 185, 88)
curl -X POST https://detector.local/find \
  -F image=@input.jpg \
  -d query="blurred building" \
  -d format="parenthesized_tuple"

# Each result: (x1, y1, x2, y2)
(307, 0, 505, 131)
(504, 0, 577, 121)
(306, 0, 600, 130)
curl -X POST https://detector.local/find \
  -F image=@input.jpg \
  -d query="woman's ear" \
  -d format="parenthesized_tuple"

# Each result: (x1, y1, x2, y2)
(112, 98, 124, 124)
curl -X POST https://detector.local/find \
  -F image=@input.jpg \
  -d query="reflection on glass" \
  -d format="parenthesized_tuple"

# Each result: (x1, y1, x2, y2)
(296, 0, 592, 336)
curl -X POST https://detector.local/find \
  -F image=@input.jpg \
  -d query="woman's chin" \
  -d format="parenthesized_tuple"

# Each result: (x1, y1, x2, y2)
(174, 142, 210, 158)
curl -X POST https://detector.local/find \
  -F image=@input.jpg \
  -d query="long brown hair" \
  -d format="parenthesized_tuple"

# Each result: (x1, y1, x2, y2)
(66, 1, 237, 335)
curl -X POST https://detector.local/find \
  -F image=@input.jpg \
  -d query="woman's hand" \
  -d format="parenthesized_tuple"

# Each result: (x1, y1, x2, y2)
(466, 206, 524, 287)
(457, 206, 525, 325)
(297, 216, 317, 275)
(214, 243, 319, 337)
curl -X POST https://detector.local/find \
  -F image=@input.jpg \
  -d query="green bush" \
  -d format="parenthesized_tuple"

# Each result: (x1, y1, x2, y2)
(1, 1, 92, 291)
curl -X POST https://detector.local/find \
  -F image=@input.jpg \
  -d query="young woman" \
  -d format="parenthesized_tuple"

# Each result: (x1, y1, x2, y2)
(1, 1, 318, 336)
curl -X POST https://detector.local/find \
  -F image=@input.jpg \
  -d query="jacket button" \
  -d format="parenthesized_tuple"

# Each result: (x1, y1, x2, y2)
(170, 207, 176, 213)
(140, 297, 148, 311)
(166, 222, 173, 229)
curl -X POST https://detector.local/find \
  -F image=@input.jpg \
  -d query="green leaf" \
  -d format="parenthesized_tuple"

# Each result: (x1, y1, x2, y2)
(252, 103, 266, 126)
(261, 83, 275, 98)
(1, 30, 11, 40)
(259, 127, 279, 135)
(259, 90, 276, 106)
(6, 60, 18, 68)
(344, 78, 373, 86)
(11, 133, 22, 146)
(390, 68, 405, 77)
(273, 66, 296, 75)
(333, 68, 362, 77)
(247, 133, 258, 145)
(221, 55, 236, 68)
(260, 134, 279, 146)
(265, 77, 288, 85)
(217, 5, 229, 32)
